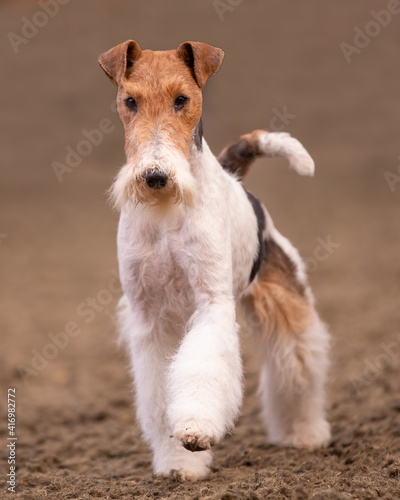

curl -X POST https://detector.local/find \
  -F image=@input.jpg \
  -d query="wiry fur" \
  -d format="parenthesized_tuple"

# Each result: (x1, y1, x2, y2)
(99, 40, 331, 481)
(109, 149, 196, 211)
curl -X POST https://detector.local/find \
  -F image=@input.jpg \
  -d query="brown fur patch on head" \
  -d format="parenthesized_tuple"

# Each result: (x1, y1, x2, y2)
(244, 239, 312, 337)
(99, 40, 224, 163)
(117, 49, 203, 161)
(99, 40, 224, 209)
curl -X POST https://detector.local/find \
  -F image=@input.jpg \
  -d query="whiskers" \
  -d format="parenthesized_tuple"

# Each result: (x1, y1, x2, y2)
(108, 162, 196, 212)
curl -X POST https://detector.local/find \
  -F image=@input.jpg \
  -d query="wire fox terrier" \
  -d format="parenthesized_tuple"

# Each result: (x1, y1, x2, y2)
(98, 40, 331, 480)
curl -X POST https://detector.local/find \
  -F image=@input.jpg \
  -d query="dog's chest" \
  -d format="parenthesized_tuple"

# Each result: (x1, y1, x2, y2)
(117, 213, 195, 314)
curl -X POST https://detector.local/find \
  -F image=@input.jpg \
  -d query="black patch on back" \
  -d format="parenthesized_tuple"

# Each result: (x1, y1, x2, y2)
(193, 118, 203, 151)
(246, 190, 266, 283)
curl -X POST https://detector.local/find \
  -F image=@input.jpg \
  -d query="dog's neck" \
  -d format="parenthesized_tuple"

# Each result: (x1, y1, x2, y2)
(189, 135, 221, 185)
(189, 116, 224, 181)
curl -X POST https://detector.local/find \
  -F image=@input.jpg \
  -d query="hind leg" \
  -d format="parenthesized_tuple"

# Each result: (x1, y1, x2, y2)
(242, 234, 330, 449)
(258, 312, 330, 449)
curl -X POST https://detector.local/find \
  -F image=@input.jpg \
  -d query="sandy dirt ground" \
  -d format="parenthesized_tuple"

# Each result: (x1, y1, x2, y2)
(1, 1, 400, 498)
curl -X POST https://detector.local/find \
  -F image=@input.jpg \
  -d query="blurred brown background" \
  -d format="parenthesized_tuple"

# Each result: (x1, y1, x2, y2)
(0, 1, 399, 498)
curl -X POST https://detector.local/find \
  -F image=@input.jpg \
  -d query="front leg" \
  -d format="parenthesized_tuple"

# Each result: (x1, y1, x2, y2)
(118, 295, 213, 480)
(167, 298, 243, 452)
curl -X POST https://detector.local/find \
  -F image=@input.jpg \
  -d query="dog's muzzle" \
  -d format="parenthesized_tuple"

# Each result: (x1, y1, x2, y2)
(144, 171, 169, 189)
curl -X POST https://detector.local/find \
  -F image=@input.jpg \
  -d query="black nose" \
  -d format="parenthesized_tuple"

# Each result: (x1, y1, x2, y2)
(144, 171, 169, 189)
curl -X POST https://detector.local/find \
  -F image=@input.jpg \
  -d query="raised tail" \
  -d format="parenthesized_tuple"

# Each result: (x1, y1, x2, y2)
(217, 129, 315, 181)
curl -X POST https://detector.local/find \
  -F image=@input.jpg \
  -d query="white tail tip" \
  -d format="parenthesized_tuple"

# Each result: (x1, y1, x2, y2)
(258, 131, 315, 176)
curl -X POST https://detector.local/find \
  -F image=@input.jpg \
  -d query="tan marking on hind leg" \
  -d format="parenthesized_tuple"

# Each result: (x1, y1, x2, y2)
(244, 237, 312, 337)
(241, 239, 331, 451)
(251, 281, 313, 337)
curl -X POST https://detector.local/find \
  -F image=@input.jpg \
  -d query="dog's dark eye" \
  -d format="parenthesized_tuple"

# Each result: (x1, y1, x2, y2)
(174, 95, 189, 111)
(125, 97, 138, 111)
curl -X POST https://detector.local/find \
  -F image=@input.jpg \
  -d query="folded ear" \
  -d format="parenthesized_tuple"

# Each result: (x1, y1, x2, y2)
(177, 41, 224, 88)
(98, 40, 142, 85)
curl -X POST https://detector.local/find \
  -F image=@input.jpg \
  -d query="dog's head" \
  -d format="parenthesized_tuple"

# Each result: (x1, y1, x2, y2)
(99, 40, 224, 210)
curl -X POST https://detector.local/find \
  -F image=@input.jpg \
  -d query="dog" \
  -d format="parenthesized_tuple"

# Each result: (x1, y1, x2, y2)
(98, 40, 331, 481)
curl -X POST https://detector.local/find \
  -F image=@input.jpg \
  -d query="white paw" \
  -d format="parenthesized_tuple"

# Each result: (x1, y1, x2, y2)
(155, 467, 210, 481)
(173, 419, 216, 452)
(269, 420, 331, 451)
(153, 439, 212, 481)
(168, 465, 210, 481)
(155, 462, 211, 481)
